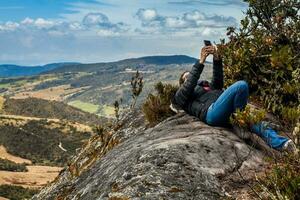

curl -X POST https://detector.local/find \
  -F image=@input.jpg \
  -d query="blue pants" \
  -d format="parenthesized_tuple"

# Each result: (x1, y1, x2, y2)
(206, 80, 288, 150)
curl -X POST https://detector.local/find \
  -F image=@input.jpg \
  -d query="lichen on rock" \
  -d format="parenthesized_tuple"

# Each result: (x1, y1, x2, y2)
(32, 111, 267, 200)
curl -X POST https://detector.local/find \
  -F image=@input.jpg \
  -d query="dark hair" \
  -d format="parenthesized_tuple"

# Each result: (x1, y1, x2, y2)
(179, 71, 189, 86)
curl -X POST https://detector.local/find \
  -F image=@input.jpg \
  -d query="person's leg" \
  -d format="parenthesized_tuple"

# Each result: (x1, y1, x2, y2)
(205, 80, 289, 150)
(250, 122, 289, 150)
(206, 80, 249, 126)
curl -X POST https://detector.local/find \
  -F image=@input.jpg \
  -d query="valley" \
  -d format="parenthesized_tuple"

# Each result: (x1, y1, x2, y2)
(0, 96, 99, 199)
(1, 56, 212, 117)
(0, 55, 212, 199)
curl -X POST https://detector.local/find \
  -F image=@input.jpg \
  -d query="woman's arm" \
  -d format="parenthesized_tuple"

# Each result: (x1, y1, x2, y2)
(174, 61, 205, 107)
(174, 47, 209, 108)
(211, 58, 224, 90)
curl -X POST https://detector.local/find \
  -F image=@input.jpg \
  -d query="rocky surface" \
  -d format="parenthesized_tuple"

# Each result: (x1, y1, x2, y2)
(32, 111, 268, 200)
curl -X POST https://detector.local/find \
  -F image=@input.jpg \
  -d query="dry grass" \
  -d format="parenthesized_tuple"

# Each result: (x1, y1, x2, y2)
(11, 85, 88, 101)
(0, 114, 93, 134)
(0, 146, 31, 165)
(0, 146, 62, 189)
(0, 97, 4, 113)
(0, 165, 62, 188)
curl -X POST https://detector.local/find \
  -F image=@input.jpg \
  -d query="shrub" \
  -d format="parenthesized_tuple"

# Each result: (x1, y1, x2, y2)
(142, 82, 178, 127)
(230, 105, 266, 128)
(113, 100, 120, 123)
(0, 158, 28, 172)
(219, 0, 300, 128)
(0, 185, 38, 200)
(257, 154, 300, 200)
(219, 1, 300, 199)
(0, 119, 91, 166)
(130, 70, 143, 109)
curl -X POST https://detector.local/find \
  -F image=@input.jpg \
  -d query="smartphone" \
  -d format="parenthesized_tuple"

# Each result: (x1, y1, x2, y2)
(204, 40, 212, 46)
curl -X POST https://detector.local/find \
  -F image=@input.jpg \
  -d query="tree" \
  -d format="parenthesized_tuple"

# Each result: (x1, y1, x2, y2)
(219, 1, 300, 198)
(220, 0, 300, 129)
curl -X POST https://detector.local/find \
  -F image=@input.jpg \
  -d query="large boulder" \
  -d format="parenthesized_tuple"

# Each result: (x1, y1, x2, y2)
(33, 111, 266, 200)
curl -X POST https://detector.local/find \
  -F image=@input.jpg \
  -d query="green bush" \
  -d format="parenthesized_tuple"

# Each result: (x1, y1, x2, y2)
(220, 0, 300, 128)
(0, 120, 91, 166)
(142, 82, 178, 127)
(219, 1, 300, 199)
(0, 185, 38, 200)
(0, 158, 28, 172)
(258, 154, 300, 200)
(230, 105, 266, 128)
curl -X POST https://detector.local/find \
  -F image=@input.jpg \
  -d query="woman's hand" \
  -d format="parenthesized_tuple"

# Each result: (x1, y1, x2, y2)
(199, 46, 210, 64)
(199, 46, 214, 64)
(199, 46, 221, 64)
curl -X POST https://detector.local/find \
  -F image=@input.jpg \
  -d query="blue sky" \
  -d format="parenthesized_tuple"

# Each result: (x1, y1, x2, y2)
(0, 0, 248, 65)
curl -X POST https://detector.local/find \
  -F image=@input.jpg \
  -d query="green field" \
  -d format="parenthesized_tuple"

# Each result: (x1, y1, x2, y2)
(0, 83, 12, 89)
(68, 100, 100, 114)
(100, 105, 115, 117)
(67, 100, 117, 118)
(0, 79, 30, 89)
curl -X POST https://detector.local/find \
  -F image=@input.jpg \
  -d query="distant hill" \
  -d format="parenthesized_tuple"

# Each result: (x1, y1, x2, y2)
(0, 115, 92, 166)
(0, 55, 197, 78)
(0, 55, 210, 116)
(0, 63, 79, 77)
(3, 97, 105, 126)
(0, 96, 105, 166)
(45, 55, 198, 74)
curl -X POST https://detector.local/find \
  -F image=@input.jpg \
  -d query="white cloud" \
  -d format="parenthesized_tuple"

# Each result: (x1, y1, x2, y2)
(136, 9, 158, 21)
(0, 5, 241, 65)
(21, 17, 34, 25)
(97, 29, 120, 37)
(34, 18, 55, 29)
(69, 22, 83, 31)
(183, 10, 206, 21)
(165, 17, 188, 28)
(0, 21, 20, 31)
(82, 13, 110, 27)
(135, 9, 237, 35)
(0, 12, 130, 37)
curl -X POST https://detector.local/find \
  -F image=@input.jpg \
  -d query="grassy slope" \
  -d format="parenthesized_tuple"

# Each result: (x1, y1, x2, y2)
(0, 97, 99, 166)
(68, 100, 100, 114)
(0, 56, 211, 116)
(0, 118, 92, 166)
(3, 97, 105, 126)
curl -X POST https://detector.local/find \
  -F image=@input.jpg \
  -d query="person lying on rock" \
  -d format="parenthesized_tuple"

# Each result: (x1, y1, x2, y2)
(170, 45, 297, 154)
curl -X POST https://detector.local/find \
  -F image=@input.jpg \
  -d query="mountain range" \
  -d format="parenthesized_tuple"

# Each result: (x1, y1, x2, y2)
(0, 55, 197, 77)
(0, 55, 208, 117)
(0, 63, 79, 78)
(0, 55, 211, 199)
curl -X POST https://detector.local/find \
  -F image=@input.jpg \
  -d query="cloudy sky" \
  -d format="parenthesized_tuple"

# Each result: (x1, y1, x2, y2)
(0, 0, 248, 65)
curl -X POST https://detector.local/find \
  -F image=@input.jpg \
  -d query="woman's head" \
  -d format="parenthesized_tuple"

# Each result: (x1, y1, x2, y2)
(179, 71, 190, 86)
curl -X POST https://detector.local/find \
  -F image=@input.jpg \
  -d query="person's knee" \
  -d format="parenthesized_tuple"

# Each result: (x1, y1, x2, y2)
(236, 80, 249, 93)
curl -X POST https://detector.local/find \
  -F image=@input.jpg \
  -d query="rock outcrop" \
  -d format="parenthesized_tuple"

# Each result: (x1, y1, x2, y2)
(33, 111, 267, 200)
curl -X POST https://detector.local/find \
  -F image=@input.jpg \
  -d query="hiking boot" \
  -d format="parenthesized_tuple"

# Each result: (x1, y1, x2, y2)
(232, 125, 251, 140)
(282, 139, 299, 155)
(260, 121, 282, 131)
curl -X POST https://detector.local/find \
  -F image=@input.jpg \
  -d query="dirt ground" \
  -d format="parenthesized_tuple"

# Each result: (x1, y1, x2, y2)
(0, 146, 31, 164)
(0, 165, 62, 188)
(0, 146, 63, 189)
